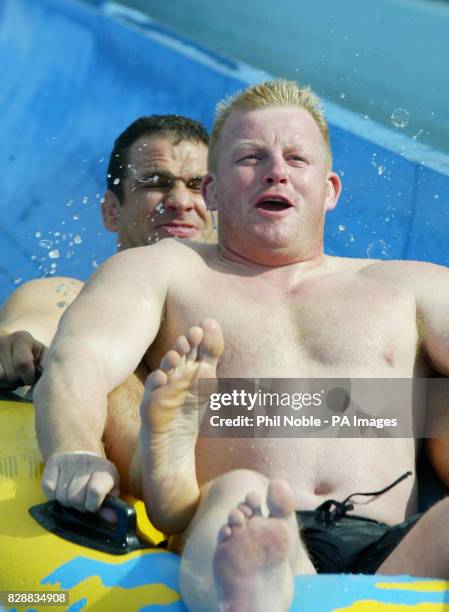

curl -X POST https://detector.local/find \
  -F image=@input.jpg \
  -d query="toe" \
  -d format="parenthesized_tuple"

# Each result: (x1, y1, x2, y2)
(186, 326, 203, 361)
(199, 318, 224, 360)
(174, 335, 190, 356)
(237, 503, 253, 518)
(267, 479, 295, 518)
(217, 524, 232, 543)
(244, 491, 263, 515)
(160, 349, 182, 372)
(146, 369, 167, 392)
(228, 508, 246, 527)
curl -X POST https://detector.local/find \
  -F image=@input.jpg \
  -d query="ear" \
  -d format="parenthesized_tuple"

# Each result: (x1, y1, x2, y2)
(101, 190, 121, 232)
(324, 172, 342, 212)
(201, 174, 218, 211)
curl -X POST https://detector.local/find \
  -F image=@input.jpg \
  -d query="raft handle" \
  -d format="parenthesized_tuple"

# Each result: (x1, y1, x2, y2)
(29, 495, 152, 555)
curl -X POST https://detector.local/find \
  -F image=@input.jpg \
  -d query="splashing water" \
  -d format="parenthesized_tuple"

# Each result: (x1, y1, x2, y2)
(390, 108, 410, 129)
(366, 239, 390, 258)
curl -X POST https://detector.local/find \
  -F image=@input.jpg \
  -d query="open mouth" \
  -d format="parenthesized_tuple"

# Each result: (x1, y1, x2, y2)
(255, 196, 293, 212)
(256, 200, 291, 211)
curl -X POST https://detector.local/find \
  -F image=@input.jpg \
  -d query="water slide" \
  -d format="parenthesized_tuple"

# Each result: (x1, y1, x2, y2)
(1, 0, 449, 304)
(1, 1, 449, 610)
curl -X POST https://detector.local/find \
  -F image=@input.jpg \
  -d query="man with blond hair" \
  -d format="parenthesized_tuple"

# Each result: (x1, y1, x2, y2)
(35, 80, 449, 611)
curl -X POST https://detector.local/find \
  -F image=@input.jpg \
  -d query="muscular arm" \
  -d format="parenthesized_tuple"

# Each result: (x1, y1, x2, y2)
(33, 244, 171, 510)
(366, 261, 449, 485)
(0, 277, 83, 388)
(413, 265, 449, 487)
(426, 380, 449, 487)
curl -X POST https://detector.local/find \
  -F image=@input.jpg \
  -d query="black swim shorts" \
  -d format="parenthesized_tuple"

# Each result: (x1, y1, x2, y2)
(296, 510, 421, 574)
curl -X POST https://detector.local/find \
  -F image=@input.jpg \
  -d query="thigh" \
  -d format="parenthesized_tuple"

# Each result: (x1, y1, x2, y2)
(377, 498, 449, 578)
(104, 362, 148, 492)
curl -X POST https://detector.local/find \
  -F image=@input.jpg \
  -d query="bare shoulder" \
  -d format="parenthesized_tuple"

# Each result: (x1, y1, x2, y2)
(0, 277, 83, 344)
(359, 259, 449, 291)
(0, 276, 83, 317)
(93, 239, 213, 282)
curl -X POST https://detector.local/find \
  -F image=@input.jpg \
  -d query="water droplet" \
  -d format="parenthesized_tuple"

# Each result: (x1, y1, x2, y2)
(434, 194, 440, 200)
(391, 108, 410, 128)
(57, 301, 68, 308)
(113, 178, 120, 185)
(14, 278, 23, 284)
(367, 239, 389, 258)
(339, 92, 346, 99)
(338, 224, 346, 232)
(38, 240, 52, 249)
(35, 231, 42, 238)
(92, 260, 98, 268)
(49, 250, 59, 259)
(377, 165, 385, 175)
(82, 196, 88, 204)
(73, 214, 80, 220)
(74, 235, 82, 244)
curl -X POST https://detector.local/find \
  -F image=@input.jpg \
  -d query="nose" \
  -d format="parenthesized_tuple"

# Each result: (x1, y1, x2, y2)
(164, 181, 194, 211)
(263, 154, 288, 186)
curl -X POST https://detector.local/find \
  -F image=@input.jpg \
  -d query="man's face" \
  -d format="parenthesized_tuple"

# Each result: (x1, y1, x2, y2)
(106, 135, 210, 249)
(205, 106, 340, 264)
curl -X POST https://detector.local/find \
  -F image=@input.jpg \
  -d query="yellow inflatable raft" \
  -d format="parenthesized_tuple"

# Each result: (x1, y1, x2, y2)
(1, 394, 449, 611)
(0, 396, 184, 611)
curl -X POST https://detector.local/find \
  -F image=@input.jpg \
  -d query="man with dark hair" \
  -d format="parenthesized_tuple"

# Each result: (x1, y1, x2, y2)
(0, 113, 213, 389)
(106, 114, 209, 201)
(0, 114, 213, 490)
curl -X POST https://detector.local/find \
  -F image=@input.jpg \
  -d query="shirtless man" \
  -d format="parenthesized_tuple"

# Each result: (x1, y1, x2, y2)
(0, 114, 212, 491)
(0, 114, 212, 391)
(34, 80, 449, 611)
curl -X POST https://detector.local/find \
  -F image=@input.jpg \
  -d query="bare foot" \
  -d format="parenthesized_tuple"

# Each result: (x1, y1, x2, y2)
(139, 318, 224, 534)
(213, 479, 296, 612)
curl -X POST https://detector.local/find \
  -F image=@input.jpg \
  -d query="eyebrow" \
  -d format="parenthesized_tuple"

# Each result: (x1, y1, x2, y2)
(133, 170, 205, 182)
(230, 139, 307, 152)
(231, 140, 264, 152)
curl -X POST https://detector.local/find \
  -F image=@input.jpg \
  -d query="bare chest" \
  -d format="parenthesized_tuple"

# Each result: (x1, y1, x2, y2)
(151, 271, 419, 378)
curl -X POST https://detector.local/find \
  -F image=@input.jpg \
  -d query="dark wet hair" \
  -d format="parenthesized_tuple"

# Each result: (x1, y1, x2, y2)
(107, 115, 209, 200)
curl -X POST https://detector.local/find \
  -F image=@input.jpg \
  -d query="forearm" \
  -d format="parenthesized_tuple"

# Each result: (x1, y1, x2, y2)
(34, 346, 109, 459)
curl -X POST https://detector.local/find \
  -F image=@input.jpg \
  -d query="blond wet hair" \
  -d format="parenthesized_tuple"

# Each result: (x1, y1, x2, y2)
(209, 79, 332, 172)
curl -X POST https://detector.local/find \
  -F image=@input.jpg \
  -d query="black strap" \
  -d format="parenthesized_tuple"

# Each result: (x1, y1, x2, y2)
(314, 471, 412, 527)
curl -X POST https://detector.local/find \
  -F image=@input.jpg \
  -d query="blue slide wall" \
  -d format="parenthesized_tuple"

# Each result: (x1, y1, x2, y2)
(0, 0, 448, 303)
